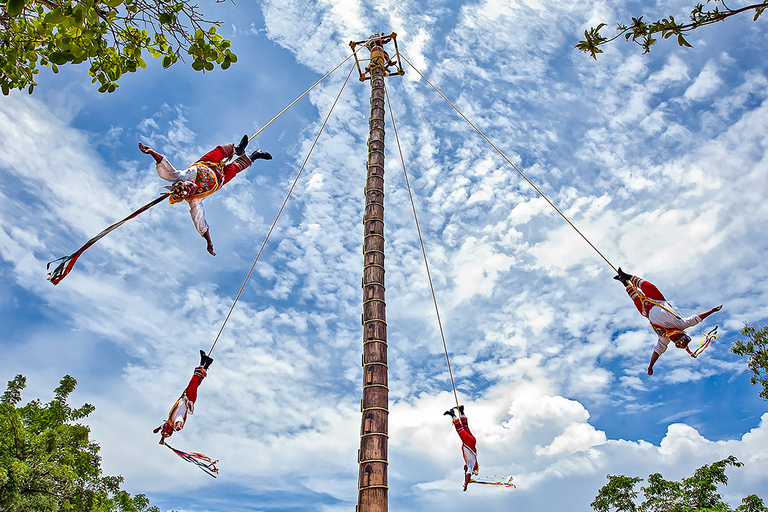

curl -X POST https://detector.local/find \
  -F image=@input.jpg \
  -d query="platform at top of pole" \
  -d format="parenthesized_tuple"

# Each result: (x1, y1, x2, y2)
(350, 32, 404, 82)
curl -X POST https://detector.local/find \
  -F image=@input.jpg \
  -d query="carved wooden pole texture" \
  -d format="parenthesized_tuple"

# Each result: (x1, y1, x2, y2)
(357, 42, 389, 512)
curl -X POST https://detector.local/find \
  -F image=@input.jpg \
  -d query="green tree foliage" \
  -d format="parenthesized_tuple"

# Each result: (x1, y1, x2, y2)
(732, 324, 768, 400)
(0, 0, 238, 95)
(576, 0, 768, 59)
(0, 374, 168, 512)
(591, 456, 767, 512)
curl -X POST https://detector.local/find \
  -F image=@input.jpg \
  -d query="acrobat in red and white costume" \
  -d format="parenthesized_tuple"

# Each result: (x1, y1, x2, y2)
(155, 144, 252, 235)
(623, 275, 703, 356)
(139, 138, 271, 255)
(154, 351, 213, 443)
(445, 406, 479, 491)
(614, 268, 722, 376)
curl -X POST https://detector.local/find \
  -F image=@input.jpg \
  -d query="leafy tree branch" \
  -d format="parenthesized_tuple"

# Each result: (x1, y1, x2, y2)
(591, 456, 767, 512)
(576, 0, 768, 59)
(0, 374, 171, 512)
(732, 324, 768, 400)
(0, 0, 238, 95)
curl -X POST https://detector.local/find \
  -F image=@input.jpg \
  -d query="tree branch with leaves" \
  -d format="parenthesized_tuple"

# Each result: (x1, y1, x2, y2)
(0, 0, 238, 95)
(576, 0, 768, 59)
(732, 324, 768, 400)
(0, 374, 170, 512)
(591, 456, 766, 512)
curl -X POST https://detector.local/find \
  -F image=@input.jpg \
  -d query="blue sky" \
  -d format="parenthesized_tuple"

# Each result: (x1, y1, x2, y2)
(2, 0, 768, 511)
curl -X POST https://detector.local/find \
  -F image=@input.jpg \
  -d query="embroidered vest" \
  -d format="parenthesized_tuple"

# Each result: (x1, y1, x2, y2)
(168, 161, 224, 204)
(650, 322, 684, 339)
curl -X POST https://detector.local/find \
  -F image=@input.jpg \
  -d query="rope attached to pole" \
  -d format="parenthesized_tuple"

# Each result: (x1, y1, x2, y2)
(383, 80, 461, 410)
(247, 48, 362, 143)
(207, 62, 357, 357)
(400, 53, 617, 274)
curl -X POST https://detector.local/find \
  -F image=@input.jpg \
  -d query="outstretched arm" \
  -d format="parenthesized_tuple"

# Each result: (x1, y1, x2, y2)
(188, 199, 213, 255)
(203, 231, 216, 256)
(698, 304, 723, 321)
(138, 142, 164, 164)
(647, 351, 660, 376)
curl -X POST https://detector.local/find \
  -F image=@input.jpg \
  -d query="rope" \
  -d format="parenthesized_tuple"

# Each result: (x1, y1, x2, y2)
(383, 80, 460, 410)
(207, 62, 357, 357)
(247, 49, 362, 143)
(400, 53, 617, 274)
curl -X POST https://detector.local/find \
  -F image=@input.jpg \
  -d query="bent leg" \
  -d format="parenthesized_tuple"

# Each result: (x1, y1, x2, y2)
(626, 276, 666, 315)
(183, 366, 207, 404)
(453, 417, 477, 452)
(637, 278, 666, 302)
(221, 155, 253, 184)
(198, 144, 235, 164)
(156, 158, 183, 182)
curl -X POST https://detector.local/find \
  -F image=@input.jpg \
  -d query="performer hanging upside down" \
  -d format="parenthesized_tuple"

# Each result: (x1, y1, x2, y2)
(444, 405, 479, 491)
(139, 135, 272, 256)
(154, 350, 214, 443)
(614, 268, 722, 376)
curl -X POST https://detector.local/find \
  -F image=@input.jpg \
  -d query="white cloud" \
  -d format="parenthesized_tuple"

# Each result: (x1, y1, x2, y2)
(684, 59, 723, 101)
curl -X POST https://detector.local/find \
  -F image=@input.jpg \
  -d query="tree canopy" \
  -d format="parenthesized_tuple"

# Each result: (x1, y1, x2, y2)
(576, 0, 768, 59)
(0, 0, 237, 95)
(591, 456, 767, 512)
(732, 324, 768, 400)
(0, 374, 168, 512)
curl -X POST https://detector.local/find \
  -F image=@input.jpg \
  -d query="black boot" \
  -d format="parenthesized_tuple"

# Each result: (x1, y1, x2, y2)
(235, 134, 249, 156)
(458, 405, 465, 416)
(249, 150, 272, 161)
(199, 349, 214, 369)
(443, 408, 456, 418)
(613, 267, 631, 286)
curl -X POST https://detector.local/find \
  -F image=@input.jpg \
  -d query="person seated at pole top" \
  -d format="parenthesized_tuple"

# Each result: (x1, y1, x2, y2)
(614, 268, 722, 376)
(139, 135, 272, 256)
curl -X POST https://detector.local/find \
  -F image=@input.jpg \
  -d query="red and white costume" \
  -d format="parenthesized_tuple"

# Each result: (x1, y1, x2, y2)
(624, 276, 702, 355)
(453, 414, 479, 479)
(155, 144, 252, 236)
(156, 366, 207, 441)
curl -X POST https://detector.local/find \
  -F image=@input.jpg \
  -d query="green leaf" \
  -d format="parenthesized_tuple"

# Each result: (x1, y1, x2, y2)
(158, 13, 171, 24)
(43, 7, 67, 24)
(6, 0, 26, 17)
(104, 0, 123, 7)
(677, 34, 693, 48)
(72, 7, 85, 26)
(49, 52, 68, 65)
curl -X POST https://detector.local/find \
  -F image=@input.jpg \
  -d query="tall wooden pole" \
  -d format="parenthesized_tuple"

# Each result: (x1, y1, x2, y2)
(357, 36, 392, 512)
